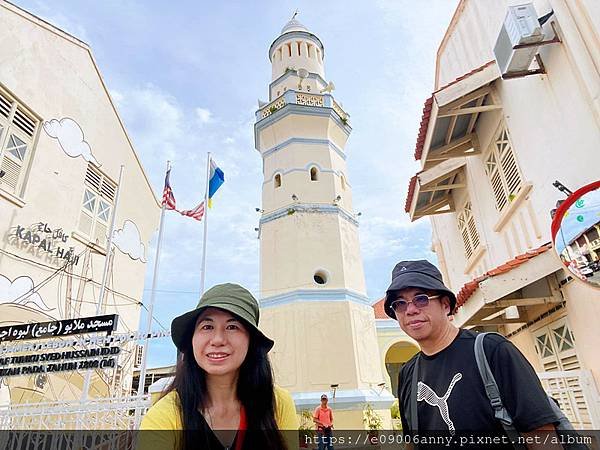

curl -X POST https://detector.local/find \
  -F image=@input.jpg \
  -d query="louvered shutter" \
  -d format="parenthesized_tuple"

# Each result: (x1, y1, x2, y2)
(534, 320, 591, 428)
(500, 145, 522, 196)
(79, 164, 117, 245)
(458, 211, 473, 259)
(0, 90, 37, 195)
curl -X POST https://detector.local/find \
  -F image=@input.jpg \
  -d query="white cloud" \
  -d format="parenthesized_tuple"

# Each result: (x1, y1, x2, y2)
(112, 83, 188, 165)
(43, 118, 100, 165)
(195, 107, 213, 124)
(112, 220, 147, 262)
(223, 137, 235, 145)
(0, 275, 53, 311)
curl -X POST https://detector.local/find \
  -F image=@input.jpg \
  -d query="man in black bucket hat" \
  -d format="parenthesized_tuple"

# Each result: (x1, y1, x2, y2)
(387, 261, 561, 448)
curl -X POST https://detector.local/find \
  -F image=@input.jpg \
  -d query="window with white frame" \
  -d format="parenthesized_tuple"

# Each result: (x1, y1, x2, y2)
(533, 319, 592, 428)
(484, 124, 523, 211)
(0, 87, 38, 196)
(457, 201, 481, 260)
(78, 164, 117, 246)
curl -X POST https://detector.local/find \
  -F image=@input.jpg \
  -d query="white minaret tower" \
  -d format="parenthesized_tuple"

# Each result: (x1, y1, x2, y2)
(254, 16, 394, 427)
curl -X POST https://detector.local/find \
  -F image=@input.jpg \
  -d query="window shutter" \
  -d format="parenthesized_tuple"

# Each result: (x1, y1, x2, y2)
(0, 88, 38, 195)
(1, 134, 29, 193)
(500, 147, 521, 196)
(458, 202, 481, 261)
(458, 211, 473, 259)
(486, 153, 507, 210)
(468, 213, 480, 250)
(85, 165, 102, 191)
(80, 164, 116, 245)
(0, 156, 21, 192)
(94, 221, 108, 246)
(535, 320, 591, 428)
(78, 210, 93, 235)
(12, 108, 36, 137)
(100, 178, 116, 202)
(0, 92, 11, 119)
(486, 125, 523, 210)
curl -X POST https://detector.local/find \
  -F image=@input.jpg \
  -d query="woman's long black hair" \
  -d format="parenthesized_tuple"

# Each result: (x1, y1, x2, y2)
(163, 318, 288, 450)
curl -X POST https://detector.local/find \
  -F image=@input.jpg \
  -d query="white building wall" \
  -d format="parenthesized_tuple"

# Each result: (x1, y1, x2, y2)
(421, 1, 600, 422)
(430, 0, 600, 293)
(0, 3, 159, 402)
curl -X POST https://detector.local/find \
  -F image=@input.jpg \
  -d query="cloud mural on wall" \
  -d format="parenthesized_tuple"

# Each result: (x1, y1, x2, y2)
(112, 220, 147, 262)
(0, 275, 53, 311)
(43, 117, 100, 165)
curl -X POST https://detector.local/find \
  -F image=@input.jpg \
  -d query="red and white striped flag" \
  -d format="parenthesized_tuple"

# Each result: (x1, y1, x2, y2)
(180, 201, 205, 222)
(162, 168, 177, 210)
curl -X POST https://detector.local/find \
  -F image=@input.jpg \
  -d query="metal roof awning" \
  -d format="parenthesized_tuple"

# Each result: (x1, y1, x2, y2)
(453, 245, 564, 329)
(406, 158, 466, 220)
(406, 61, 501, 221)
(420, 61, 502, 169)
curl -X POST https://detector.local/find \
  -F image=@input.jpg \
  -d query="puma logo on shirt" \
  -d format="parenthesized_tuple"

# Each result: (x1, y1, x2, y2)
(417, 373, 463, 435)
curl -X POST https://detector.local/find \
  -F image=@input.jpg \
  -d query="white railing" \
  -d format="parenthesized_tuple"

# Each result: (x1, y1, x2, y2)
(537, 370, 600, 429)
(258, 90, 349, 121)
(0, 394, 151, 430)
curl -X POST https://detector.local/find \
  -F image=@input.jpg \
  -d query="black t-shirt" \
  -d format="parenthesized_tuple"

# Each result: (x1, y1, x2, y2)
(399, 329, 557, 447)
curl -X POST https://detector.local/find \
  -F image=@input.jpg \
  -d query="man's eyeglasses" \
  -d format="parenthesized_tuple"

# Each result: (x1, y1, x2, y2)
(390, 294, 441, 314)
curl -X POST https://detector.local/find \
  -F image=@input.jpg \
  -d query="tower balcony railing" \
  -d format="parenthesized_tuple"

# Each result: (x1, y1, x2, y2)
(256, 90, 349, 123)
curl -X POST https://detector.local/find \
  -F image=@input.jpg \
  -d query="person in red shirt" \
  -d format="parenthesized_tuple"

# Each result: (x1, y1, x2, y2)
(313, 394, 334, 450)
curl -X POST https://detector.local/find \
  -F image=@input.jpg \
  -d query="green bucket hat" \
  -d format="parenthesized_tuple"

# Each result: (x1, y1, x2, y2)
(171, 283, 274, 352)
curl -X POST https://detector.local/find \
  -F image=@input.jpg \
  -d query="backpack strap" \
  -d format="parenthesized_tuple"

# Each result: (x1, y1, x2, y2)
(475, 333, 525, 449)
(409, 354, 420, 433)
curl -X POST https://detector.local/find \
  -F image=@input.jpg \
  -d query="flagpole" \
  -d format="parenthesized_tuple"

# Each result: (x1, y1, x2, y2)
(199, 152, 211, 296)
(134, 160, 170, 427)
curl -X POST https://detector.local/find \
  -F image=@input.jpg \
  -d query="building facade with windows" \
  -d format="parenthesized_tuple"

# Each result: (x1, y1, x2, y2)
(405, 0, 600, 428)
(0, 0, 159, 415)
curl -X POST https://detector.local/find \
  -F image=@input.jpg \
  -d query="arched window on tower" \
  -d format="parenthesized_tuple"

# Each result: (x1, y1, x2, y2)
(286, 43, 292, 57)
(297, 41, 302, 56)
(274, 173, 282, 188)
(277, 47, 282, 61)
(307, 43, 312, 58)
(310, 167, 319, 182)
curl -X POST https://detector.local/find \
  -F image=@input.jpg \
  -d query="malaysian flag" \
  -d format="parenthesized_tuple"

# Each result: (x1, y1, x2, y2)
(162, 168, 177, 210)
(180, 201, 205, 222)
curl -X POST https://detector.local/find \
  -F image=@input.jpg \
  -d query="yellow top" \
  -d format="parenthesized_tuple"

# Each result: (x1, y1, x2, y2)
(138, 385, 298, 450)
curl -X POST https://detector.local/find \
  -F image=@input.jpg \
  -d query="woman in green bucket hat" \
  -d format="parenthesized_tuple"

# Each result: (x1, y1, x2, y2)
(140, 283, 298, 450)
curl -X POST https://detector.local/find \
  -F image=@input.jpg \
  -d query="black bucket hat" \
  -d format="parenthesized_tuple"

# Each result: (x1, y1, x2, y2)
(171, 283, 274, 352)
(384, 260, 456, 318)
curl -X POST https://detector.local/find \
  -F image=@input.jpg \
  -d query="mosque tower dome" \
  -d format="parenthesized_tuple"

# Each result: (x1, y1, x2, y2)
(269, 15, 325, 90)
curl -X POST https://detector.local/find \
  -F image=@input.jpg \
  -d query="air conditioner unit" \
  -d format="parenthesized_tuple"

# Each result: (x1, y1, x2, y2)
(494, 3, 544, 75)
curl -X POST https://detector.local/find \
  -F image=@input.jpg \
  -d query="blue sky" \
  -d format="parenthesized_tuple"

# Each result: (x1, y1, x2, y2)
(14, 0, 459, 367)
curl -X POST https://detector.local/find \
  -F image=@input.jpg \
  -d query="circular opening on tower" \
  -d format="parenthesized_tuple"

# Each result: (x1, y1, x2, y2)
(313, 270, 328, 285)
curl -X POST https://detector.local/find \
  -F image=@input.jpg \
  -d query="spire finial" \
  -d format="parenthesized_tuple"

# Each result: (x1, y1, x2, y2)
(291, 9, 299, 20)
